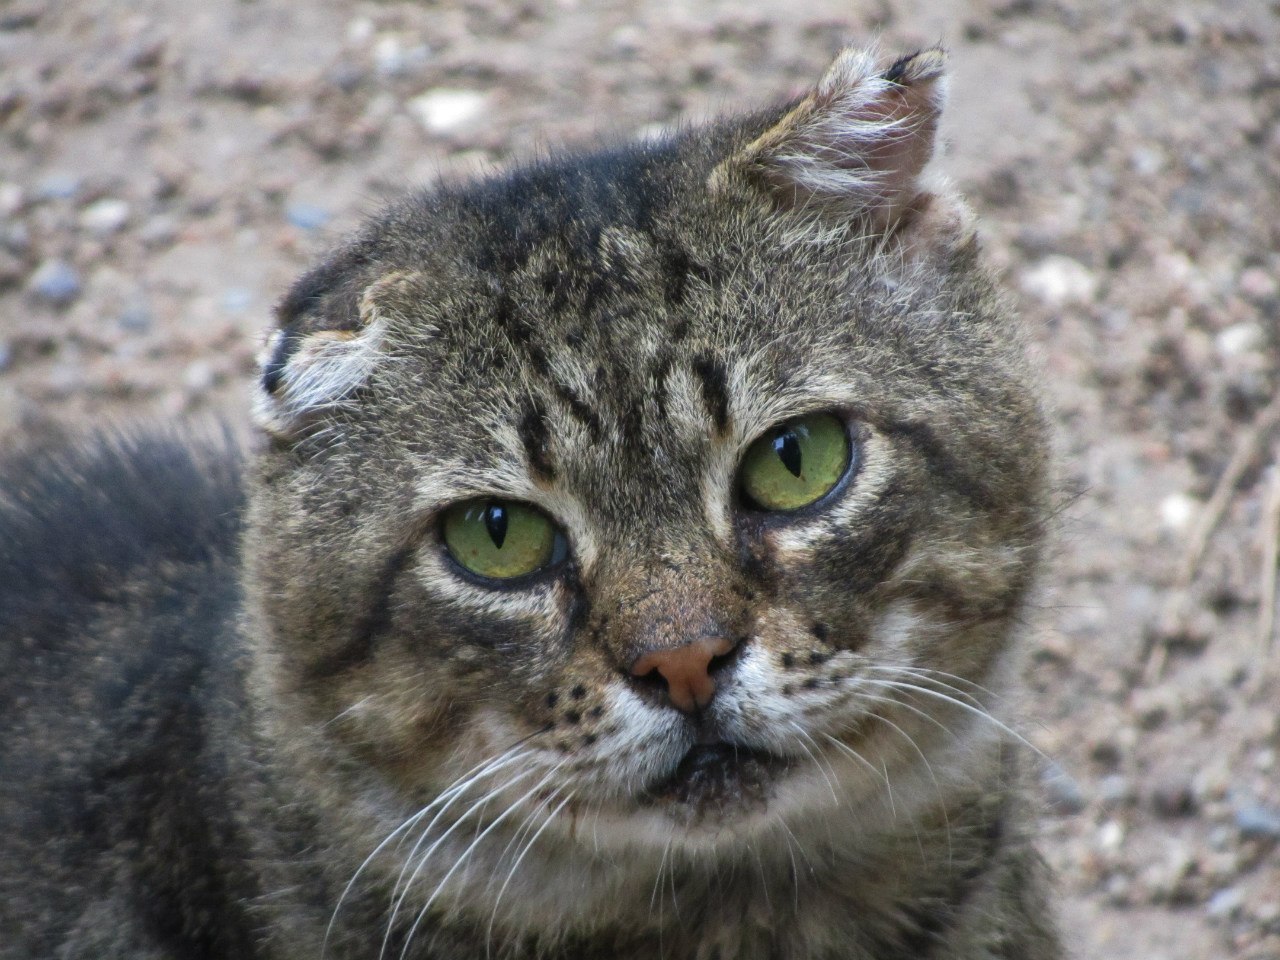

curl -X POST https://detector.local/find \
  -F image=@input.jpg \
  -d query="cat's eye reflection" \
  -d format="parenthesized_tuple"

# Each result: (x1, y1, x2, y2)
(739, 412, 852, 512)
(442, 499, 566, 581)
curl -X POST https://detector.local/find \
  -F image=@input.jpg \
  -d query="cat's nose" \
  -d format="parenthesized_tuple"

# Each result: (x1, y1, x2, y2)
(628, 636, 738, 714)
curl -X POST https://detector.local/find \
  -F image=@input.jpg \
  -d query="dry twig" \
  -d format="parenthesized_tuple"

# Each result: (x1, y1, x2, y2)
(1257, 463, 1280, 653)
(1142, 395, 1280, 683)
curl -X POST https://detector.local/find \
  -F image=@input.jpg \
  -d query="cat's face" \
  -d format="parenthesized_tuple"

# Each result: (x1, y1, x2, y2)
(247, 46, 1045, 885)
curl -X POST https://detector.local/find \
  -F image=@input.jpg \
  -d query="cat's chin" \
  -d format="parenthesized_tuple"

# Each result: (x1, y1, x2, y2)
(638, 741, 792, 825)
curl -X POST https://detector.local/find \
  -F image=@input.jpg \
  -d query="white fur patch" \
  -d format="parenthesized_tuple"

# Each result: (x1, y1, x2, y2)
(713, 46, 948, 234)
(254, 274, 421, 436)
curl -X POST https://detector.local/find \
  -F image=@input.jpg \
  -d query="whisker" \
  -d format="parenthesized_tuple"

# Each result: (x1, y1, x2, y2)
(818, 732, 890, 791)
(399, 761, 569, 960)
(484, 789, 576, 954)
(868, 678, 1049, 761)
(785, 721, 841, 803)
(324, 745, 531, 959)
(381, 760, 541, 960)
(649, 838, 672, 920)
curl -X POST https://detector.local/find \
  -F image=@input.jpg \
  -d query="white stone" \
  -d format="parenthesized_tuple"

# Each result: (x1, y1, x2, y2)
(374, 36, 430, 77)
(1129, 145, 1164, 177)
(1208, 885, 1239, 926)
(346, 16, 374, 44)
(79, 198, 130, 236)
(1215, 322, 1263, 359)
(1097, 820, 1125, 852)
(1020, 255, 1098, 307)
(409, 89, 487, 134)
(0, 182, 23, 217)
(1238, 266, 1277, 300)
(1159, 492, 1197, 533)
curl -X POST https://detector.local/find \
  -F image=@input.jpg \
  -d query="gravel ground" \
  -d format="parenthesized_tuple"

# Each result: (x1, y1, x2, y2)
(2, 1, 1278, 957)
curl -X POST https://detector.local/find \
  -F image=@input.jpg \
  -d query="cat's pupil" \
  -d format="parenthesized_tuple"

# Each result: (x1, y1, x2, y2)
(774, 431, 803, 478)
(484, 504, 509, 549)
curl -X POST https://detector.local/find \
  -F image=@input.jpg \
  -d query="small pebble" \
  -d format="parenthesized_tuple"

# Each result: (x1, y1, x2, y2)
(1205, 886, 1243, 920)
(0, 182, 22, 216)
(183, 360, 217, 394)
(346, 15, 374, 43)
(1090, 738, 1123, 769)
(35, 173, 81, 201)
(1215, 323, 1263, 359)
(1020, 255, 1098, 307)
(1041, 761, 1086, 815)
(409, 89, 487, 134)
(139, 215, 179, 247)
(1097, 820, 1125, 852)
(2, 222, 30, 254)
(1151, 780, 1198, 818)
(27, 259, 82, 306)
(1208, 825, 1235, 851)
(117, 301, 152, 333)
(221, 288, 253, 313)
(1098, 774, 1133, 807)
(611, 25, 644, 54)
(286, 204, 331, 231)
(0, 341, 11, 372)
(1238, 266, 1278, 300)
(1235, 804, 1280, 840)
(373, 36, 430, 77)
(79, 198, 130, 236)
(1158, 493, 1197, 533)
(1129, 145, 1164, 176)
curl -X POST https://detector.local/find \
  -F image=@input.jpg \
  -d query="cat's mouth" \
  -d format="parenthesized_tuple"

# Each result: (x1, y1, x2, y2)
(641, 741, 790, 821)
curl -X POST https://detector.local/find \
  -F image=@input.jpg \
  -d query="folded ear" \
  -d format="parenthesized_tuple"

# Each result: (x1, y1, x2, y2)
(712, 46, 948, 234)
(254, 270, 415, 439)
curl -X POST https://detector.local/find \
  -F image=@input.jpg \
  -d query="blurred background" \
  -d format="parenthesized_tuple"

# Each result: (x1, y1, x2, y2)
(1, 0, 1277, 956)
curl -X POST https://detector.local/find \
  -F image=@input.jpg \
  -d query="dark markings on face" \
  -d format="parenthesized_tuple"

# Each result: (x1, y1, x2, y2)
(810, 478, 916, 597)
(658, 244, 695, 306)
(307, 530, 427, 678)
(261, 329, 303, 396)
(889, 566, 1028, 629)
(519, 402, 557, 482)
(549, 379, 605, 443)
(691, 353, 732, 435)
(879, 417, 998, 512)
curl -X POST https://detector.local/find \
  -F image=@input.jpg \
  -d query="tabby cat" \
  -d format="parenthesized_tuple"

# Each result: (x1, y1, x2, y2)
(0, 46, 1062, 959)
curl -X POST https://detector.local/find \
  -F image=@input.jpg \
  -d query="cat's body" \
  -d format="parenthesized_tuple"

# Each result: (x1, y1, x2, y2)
(0, 47, 1062, 959)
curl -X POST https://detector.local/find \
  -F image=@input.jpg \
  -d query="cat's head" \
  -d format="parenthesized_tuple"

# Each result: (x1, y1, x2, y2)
(246, 43, 1046, 901)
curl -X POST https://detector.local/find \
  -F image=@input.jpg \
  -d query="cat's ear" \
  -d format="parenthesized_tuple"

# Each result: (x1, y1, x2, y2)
(254, 269, 411, 439)
(712, 46, 948, 234)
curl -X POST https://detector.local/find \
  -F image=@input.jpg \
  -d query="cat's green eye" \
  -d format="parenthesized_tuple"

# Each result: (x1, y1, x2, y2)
(739, 413, 851, 512)
(442, 500, 562, 581)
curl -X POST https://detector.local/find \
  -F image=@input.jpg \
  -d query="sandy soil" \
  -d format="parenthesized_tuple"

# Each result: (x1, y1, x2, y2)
(2, 1, 1278, 957)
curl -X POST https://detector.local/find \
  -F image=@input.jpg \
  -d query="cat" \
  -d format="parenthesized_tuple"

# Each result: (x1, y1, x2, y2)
(0, 45, 1062, 960)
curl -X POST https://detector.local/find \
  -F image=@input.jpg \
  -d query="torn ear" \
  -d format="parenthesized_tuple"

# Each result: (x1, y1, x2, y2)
(713, 46, 948, 234)
(254, 271, 414, 438)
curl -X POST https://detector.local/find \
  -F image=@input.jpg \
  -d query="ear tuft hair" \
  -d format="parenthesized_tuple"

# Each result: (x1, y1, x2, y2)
(254, 272, 419, 438)
(713, 46, 948, 233)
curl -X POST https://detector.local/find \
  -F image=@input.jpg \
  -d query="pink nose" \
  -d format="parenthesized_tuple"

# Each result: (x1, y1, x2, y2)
(629, 636, 736, 713)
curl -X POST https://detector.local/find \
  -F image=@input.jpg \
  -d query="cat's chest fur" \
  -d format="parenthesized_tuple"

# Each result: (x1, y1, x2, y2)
(0, 45, 1061, 960)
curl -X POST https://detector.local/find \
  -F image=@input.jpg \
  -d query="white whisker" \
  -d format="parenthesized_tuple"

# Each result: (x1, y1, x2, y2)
(399, 761, 568, 960)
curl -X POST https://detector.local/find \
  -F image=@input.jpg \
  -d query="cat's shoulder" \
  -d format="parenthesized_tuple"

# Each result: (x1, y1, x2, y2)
(0, 427, 247, 700)
(0, 428, 257, 954)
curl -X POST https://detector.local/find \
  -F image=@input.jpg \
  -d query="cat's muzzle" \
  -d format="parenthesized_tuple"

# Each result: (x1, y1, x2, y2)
(641, 742, 789, 822)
